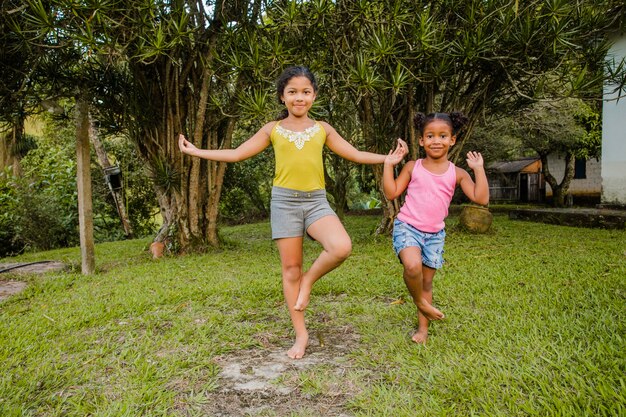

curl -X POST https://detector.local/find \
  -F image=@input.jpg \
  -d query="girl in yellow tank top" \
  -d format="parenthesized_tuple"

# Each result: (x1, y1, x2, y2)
(179, 66, 407, 359)
(270, 120, 326, 191)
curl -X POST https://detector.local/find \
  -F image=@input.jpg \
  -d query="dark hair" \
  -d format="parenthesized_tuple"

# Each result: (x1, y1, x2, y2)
(414, 112, 468, 135)
(275, 66, 318, 120)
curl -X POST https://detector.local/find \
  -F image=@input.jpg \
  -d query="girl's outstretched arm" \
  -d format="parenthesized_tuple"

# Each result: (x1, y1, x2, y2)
(383, 158, 414, 201)
(178, 122, 273, 162)
(457, 151, 489, 205)
(322, 122, 408, 164)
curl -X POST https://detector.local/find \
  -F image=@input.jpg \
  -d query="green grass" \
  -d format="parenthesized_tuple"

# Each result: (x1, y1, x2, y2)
(1, 214, 624, 416)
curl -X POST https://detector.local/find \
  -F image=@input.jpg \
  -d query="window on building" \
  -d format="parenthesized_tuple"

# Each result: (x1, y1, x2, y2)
(574, 158, 587, 179)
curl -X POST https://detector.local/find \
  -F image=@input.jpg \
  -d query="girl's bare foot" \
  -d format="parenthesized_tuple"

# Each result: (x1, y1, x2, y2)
(287, 334, 309, 359)
(411, 329, 428, 344)
(294, 286, 311, 311)
(416, 298, 444, 321)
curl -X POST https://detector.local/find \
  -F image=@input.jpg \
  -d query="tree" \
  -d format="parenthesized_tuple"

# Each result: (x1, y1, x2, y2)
(267, 0, 626, 232)
(0, 1, 44, 175)
(511, 99, 591, 207)
(9, 0, 626, 252)
(11, 0, 276, 252)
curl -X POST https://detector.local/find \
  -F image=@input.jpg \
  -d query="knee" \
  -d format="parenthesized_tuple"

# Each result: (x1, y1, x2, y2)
(281, 263, 302, 283)
(330, 239, 352, 262)
(403, 261, 423, 279)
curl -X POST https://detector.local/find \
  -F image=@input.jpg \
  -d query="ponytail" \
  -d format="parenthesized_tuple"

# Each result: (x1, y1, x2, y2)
(448, 111, 469, 134)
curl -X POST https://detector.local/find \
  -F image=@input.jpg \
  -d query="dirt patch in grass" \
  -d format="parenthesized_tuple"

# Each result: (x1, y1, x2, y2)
(0, 280, 28, 301)
(0, 261, 67, 301)
(197, 324, 361, 416)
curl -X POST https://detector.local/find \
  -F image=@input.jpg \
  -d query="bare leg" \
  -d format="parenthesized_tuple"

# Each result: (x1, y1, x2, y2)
(294, 215, 352, 311)
(275, 237, 309, 359)
(413, 265, 437, 344)
(398, 247, 444, 322)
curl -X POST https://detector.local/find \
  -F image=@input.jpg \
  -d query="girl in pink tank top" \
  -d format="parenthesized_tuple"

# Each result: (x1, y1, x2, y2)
(383, 112, 489, 345)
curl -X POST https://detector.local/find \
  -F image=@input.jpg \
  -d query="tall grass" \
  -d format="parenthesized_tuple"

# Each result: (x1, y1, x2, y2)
(1, 214, 624, 416)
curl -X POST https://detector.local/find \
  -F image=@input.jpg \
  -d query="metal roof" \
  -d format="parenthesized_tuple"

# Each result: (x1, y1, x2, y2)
(487, 157, 540, 173)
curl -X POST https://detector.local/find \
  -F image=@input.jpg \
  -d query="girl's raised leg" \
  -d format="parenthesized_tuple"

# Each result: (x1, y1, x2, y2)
(275, 237, 308, 359)
(398, 247, 444, 322)
(294, 215, 352, 311)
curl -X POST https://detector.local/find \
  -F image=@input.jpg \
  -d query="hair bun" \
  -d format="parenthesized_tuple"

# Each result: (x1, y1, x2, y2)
(413, 112, 427, 131)
(449, 112, 469, 131)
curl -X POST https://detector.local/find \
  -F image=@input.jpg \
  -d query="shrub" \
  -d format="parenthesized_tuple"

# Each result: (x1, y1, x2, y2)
(0, 167, 24, 257)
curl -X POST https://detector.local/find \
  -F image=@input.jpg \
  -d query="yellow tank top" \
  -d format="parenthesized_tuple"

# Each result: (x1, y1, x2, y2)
(270, 121, 326, 191)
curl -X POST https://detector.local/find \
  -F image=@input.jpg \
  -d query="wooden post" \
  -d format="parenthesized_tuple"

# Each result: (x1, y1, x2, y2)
(75, 96, 95, 274)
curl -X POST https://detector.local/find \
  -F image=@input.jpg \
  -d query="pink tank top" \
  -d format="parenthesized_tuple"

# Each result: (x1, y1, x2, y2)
(397, 159, 457, 233)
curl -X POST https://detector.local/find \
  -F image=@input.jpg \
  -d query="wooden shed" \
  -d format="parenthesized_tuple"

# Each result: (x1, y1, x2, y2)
(487, 157, 544, 202)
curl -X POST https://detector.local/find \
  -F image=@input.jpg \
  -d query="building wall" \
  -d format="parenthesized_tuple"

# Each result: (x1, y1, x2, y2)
(545, 154, 602, 197)
(602, 33, 626, 205)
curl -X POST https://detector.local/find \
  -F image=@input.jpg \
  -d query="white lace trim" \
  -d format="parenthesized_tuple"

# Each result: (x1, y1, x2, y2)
(275, 123, 320, 150)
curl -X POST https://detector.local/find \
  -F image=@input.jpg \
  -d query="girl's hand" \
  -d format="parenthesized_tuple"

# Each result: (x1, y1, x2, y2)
(466, 151, 484, 170)
(396, 138, 409, 158)
(385, 138, 408, 166)
(178, 133, 197, 155)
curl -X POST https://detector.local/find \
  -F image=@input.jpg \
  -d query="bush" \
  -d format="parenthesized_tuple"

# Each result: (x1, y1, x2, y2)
(2, 115, 159, 254)
(14, 141, 80, 250)
(0, 167, 24, 257)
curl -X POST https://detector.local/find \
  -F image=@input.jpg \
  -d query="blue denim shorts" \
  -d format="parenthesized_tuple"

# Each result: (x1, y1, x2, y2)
(270, 186, 337, 239)
(392, 219, 446, 269)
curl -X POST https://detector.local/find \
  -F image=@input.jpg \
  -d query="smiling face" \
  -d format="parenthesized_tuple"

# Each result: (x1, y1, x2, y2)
(280, 76, 317, 118)
(419, 119, 456, 160)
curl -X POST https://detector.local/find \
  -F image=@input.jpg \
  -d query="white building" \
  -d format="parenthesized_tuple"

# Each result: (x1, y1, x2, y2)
(545, 155, 602, 204)
(602, 31, 626, 206)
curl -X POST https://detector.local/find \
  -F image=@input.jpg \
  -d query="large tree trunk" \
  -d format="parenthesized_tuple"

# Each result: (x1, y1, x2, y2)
(75, 95, 95, 274)
(0, 123, 24, 176)
(205, 121, 234, 247)
(137, 60, 239, 253)
(357, 92, 405, 235)
(541, 152, 575, 207)
(373, 164, 400, 234)
(359, 94, 392, 234)
(407, 87, 419, 160)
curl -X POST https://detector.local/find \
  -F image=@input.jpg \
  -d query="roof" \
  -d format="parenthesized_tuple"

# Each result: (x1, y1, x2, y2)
(488, 157, 540, 173)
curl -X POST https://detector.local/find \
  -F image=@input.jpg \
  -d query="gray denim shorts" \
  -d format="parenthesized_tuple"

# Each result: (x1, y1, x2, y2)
(270, 186, 337, 239)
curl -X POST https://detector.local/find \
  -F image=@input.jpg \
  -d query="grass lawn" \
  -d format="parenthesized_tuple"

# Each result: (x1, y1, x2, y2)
(1, 213, 624, 416)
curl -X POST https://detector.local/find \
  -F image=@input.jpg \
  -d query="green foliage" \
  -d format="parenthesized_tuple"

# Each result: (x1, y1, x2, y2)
(475, 98, 597, 162)
(9, 133, 37, 158)
(572, 101, 602, 159)
(146, 156, 181, 194)
(1, 115, 158, 252)
(514, 99, 588, 156)
(0, 167, 23, 257)
(468, 123, 528, 163)
(15, 135, 79, 251)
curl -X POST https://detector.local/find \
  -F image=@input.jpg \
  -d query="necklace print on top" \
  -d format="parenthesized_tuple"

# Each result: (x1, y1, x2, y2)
(275, 123, 321, 150)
